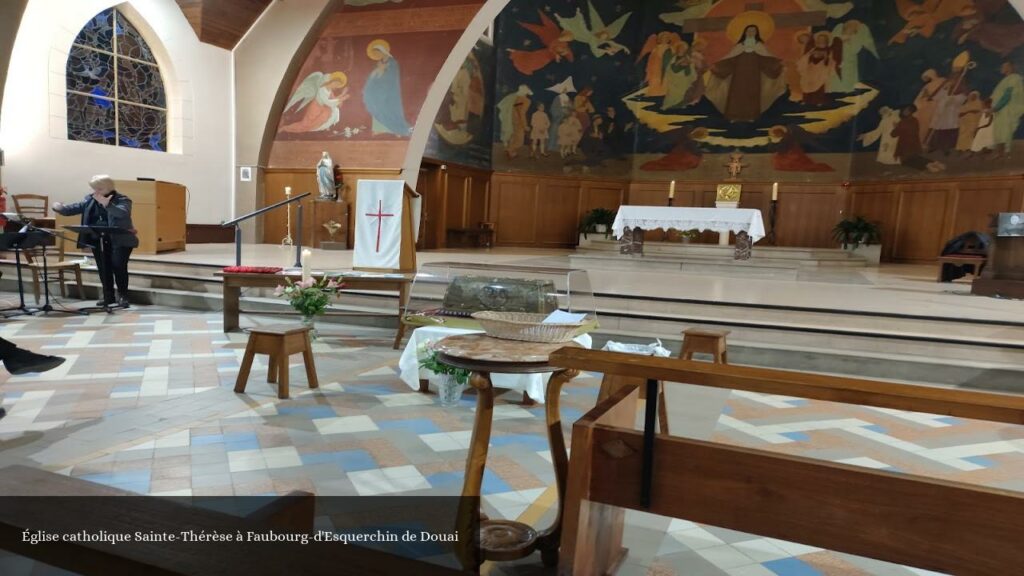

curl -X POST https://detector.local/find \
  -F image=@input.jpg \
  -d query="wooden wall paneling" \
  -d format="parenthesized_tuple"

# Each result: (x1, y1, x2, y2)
(174, 0, 272, 50)
(261, 170, 317, 247)
(491, 175, 539, 245)
(950, 181, 1019, 237)
(850, 184, 897, 261)
(186, 224, 235, 244)
(892, 186, 952, 262)
(537, 182, 582, 246)
(417, 163, 443, 249)
(774, 186, 842, 248)
(466, 171, 489, 228)
(580, 183, 625, 215)
(444, 171, 469, 231)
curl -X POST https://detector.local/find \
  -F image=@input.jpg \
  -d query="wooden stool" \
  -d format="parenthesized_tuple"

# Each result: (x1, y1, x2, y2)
(234, 325, 319, 399)
(681, 328, 729, 364)
(598, 375, 669, 434)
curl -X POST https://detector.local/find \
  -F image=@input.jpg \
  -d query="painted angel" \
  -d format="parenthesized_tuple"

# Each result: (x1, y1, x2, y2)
(555, 1, 632, 57)
(827, 20, 877, 93)
(889, 0, 976, 44)
(797, 31, 842, 107)
(279, 71, 350, 134)
(638, 32, 683, 98)
(507, 10, 574, 76)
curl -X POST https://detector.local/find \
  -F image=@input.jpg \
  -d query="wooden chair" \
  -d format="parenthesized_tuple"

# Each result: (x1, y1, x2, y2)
(681, 328, 730, 364)
(234, 324, 319, 399)
(11, 193, 48, 220)
(10, 194, 84, 302)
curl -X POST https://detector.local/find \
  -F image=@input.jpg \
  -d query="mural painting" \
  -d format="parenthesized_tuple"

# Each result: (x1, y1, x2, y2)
(424, 37, 496, 170)
(269, 0, 481, 168)
(486, 0, 1024, 181)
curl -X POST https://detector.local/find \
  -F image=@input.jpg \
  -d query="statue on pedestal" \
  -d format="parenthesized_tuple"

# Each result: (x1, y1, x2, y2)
(316, 151, 337, 200)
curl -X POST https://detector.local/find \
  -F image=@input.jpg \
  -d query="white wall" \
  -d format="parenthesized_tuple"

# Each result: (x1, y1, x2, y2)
(0, 0, 232, 224)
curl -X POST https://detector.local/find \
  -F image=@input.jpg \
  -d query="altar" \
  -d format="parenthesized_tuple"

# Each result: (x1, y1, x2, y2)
(611, 206, 766, 259)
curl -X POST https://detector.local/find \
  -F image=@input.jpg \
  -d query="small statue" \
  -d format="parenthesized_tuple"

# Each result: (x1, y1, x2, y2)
(322, 220, 343, 242)
(725, 150, 746, 180)
(316, 151, 336, 200)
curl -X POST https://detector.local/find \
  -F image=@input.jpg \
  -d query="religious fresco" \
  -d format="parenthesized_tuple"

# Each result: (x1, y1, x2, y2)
(424, 37, 497, 170)
(268, 0, 480, 168)
(487, 0, 1024, 181)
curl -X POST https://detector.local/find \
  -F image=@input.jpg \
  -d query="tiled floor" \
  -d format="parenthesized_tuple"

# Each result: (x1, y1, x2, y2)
(0, 307, 1020, 575)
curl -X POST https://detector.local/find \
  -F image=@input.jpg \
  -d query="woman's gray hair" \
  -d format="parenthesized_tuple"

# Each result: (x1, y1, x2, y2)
(89, 175, 115, 191)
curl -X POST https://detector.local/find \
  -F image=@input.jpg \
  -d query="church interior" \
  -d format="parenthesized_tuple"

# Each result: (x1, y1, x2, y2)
(1, 0, 1023, 574)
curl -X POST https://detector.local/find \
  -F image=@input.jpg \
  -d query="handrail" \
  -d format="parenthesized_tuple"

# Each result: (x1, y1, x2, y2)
(220, 191, 311, 227)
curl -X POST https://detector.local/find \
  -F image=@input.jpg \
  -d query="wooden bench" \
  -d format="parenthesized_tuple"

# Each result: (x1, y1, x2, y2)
(681, 328, 729, 364)
(0, 465, 467, 576)
(235, 324, 318, 399)
(936, 254, 986, 282)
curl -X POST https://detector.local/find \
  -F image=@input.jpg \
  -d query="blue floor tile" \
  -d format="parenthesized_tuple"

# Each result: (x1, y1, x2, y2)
(379, 418, 441, 435)
(481, 470, 511, 495)
(764, 558, 823, 576)
(781, 431, 810, 442)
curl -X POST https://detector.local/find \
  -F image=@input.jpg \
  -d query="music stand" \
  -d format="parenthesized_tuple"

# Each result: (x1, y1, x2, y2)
(0, 228, 48, 317)
(64, 225, 133, 314)
(22, 224, 89, 316)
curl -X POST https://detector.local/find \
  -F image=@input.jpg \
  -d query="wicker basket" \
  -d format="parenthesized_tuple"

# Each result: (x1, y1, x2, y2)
(471, 311, 583, 343)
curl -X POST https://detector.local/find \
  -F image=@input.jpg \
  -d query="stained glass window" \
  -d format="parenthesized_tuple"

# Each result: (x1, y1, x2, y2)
(66, 9, 166, 152)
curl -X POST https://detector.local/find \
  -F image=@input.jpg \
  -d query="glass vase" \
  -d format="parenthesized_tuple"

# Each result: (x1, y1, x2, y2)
(436, 374, 464, 408)
(301, 314, 318, 340)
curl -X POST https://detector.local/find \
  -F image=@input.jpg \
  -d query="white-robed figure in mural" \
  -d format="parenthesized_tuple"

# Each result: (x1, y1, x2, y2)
(280, 72, 350, 134)
(546, 76, 576, 150)
(827, 20, 877, 93)
(705, 14, 787, 122)
(857, 105, 899, 164)
(363, 39, 413, 136)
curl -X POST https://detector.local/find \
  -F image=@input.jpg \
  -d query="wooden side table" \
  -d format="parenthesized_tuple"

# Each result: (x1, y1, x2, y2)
(436, 334, 580, 569)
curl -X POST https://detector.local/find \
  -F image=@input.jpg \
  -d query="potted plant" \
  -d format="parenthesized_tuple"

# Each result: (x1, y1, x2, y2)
(832, 216, 882, 265)
(682, 229, 700, 244)
(418, 340, 471, 407)
(579, 207, 617, 239)
(274, 276, 343, 338)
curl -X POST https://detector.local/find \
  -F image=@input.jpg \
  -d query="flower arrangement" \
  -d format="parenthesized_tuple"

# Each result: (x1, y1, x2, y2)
(274, 276, 342, 318)
(418, 340, 470, 386)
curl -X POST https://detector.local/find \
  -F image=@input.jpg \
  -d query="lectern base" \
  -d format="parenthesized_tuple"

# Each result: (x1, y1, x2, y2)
(971, 278, 1024, 300)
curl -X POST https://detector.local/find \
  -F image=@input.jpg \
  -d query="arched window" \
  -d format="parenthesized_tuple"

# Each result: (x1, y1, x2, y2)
(66, 8, 167, 151)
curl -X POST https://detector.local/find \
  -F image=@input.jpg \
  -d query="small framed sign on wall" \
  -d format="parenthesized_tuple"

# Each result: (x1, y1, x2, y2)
(239, 166, 252, 182)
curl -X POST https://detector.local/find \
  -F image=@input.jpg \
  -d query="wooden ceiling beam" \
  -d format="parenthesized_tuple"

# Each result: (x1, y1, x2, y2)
(175, 0, 272, 50)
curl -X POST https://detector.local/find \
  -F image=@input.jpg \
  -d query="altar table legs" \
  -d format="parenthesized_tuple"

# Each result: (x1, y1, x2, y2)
(456, 368, 579, 569)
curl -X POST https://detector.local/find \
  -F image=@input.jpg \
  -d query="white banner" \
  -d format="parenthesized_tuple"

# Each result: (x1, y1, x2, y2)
(353, 179, 405, 269)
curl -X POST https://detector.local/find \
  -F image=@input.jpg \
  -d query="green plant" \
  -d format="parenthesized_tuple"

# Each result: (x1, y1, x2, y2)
(832, 216, 881, 250)
(418, 341, 471, 385)
(682, 229, 701, 241)
(579, 207, 617, 237)
(274, 276, 342, 317)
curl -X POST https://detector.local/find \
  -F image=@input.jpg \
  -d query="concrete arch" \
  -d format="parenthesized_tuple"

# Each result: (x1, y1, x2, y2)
(400, 0, 510, 189)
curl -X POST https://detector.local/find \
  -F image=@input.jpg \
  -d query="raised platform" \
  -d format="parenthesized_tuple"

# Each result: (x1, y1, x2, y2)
(573, 238, 867, 279)
(1, 243, 1022, 389)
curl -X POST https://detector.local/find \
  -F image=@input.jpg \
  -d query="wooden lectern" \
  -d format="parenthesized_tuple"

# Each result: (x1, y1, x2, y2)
(55, 179, 186, 254)
(972, 212, 1024, 299)
(352, 180, 419, 273)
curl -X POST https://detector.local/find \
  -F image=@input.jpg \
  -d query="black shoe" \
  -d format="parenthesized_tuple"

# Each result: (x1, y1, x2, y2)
(117, 294, 130, 308)
(0, 407, 5, 421)
(96, 297, 115, 307)
(3, 350, 66, 375)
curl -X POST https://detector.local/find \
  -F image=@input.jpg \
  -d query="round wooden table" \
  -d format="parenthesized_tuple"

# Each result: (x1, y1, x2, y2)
(436, 334, 580, 569)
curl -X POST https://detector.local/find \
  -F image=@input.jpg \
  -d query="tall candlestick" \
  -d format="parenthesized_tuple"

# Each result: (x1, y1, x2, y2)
(285, 186, 292, 197)
(772, 182, 779, 201)
(301, 249, 312, 282)
(669, 180, 676, 199)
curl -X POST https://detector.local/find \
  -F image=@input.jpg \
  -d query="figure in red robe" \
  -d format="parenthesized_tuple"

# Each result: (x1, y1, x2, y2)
(769, 125, 834, 172)
(508, 11, 574, 76)
(640, 127, 707, 171)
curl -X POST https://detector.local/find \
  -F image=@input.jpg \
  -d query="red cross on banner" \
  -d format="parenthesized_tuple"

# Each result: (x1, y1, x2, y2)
(365, 199, 395, 253)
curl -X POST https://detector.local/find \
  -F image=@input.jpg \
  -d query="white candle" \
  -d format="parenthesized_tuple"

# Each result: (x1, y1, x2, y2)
(301, 248, 312, 282)
(669, 180, 676, 199)
(772, 182, 779, 201)
(285, 186, 292, 197)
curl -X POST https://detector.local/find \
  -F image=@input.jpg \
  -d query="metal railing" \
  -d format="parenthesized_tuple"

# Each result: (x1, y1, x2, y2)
(221, 192, 311, 266)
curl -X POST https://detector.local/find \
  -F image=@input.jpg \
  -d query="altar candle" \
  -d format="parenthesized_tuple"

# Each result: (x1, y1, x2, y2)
(669, 180, 676, 199)
(285, 186, 292, 197)
(771, 182, 779, 201)
(301, 249, 312, 282)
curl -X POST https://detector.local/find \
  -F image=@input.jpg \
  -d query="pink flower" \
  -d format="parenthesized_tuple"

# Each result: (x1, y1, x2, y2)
(297, 279, 315, 289)
(326, 279, 339, 289)
(273, 285, 285, 296)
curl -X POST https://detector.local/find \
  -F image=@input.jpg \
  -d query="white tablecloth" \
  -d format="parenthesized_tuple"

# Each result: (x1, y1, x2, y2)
(398, 326, 592, 404)
(612, 206, 766, 243)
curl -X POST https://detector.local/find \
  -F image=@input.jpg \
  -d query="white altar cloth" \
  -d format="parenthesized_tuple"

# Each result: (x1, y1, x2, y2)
(398, 326, 592, 404)
(612, 206, 766, 243)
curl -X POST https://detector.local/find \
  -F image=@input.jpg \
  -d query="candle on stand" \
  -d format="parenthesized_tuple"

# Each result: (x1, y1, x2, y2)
(669, 180, 676, 199)
(771, 182, 779, 201)
(285, 186, 292, 197)
(301, 248, 312, 282)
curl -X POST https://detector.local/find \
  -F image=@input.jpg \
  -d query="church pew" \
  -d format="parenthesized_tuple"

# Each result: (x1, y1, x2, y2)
(0, 465, 468, 576)
(550, 349, 1024, 576)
